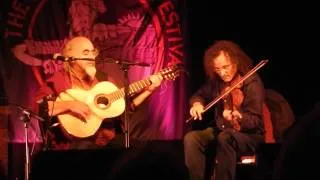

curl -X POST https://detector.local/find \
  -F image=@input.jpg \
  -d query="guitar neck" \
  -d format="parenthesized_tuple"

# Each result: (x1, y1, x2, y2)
(104, 64, 181, 102)
(123, 78, 153, 95)
(108, 78, 152, 102)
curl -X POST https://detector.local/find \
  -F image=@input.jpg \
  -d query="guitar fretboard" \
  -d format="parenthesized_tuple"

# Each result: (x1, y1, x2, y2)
(107, 78, 152, 102)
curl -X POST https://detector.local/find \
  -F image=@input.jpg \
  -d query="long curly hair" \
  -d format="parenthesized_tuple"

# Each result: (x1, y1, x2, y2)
(204, 40, 253, 80)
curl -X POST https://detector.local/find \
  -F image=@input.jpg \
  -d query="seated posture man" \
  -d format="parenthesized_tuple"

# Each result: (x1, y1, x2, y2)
(184, 40, 266, 180)
(34, 36, 163, 149)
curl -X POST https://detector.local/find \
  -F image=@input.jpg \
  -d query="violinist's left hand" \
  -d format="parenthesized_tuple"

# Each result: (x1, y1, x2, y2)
(147, 73, 163, 92)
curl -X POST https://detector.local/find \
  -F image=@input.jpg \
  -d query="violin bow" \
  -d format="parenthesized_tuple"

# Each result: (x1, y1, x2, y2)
(186, 59, 269, 123)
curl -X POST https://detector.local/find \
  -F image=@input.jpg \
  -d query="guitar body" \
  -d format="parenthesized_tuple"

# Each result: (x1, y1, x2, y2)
(55, 63, 183, 138)
(56, 81, 125, 138)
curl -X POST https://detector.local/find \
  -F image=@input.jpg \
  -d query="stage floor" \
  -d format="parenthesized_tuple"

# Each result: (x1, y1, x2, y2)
(6, 140, 281, 180)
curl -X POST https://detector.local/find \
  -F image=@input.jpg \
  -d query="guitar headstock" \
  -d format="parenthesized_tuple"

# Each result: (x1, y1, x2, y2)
(159, 63, 184, 81)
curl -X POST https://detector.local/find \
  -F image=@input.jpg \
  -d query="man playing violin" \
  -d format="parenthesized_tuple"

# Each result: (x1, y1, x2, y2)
(184, 40, 266, 180)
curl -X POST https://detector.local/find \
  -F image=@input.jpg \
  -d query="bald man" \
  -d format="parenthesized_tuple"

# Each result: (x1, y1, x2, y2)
(33, 36, 163, 149)
(62, 36, 98, 82)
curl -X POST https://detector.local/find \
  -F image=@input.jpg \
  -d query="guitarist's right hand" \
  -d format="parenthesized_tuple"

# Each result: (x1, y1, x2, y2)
(68, 101, 91, 121)
(190, 102, 204, 120)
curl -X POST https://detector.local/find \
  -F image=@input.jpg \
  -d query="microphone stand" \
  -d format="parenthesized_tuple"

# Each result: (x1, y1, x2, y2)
(121, 63, 131, 149)
(17, 106, 45, 180)
(102, 58, 150, 149)
(19, 109, 32, 180)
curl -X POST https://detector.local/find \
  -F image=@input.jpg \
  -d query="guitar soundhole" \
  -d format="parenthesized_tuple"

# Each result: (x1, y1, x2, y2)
(96, 96, 109, 109)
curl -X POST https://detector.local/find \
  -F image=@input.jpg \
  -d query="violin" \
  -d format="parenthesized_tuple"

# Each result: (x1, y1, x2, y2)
(221, 74, 244, 131)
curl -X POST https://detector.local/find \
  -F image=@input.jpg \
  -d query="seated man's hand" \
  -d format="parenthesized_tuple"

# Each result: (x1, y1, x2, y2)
(68, 100, 91, 121)
(190, 102, 204, 120)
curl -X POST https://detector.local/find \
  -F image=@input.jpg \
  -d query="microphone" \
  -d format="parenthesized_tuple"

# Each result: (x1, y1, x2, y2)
(16, 105, 46, 122)
(52, 53, 95, 61)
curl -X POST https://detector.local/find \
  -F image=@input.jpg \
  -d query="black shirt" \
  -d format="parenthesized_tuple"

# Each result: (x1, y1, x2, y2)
(189, 74, 265, 135)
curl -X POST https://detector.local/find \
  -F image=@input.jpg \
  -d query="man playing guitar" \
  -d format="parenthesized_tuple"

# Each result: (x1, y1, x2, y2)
(33, 36, 164, 149)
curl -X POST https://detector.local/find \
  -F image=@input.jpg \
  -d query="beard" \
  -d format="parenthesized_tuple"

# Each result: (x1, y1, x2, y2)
(85, 66, 97, 81)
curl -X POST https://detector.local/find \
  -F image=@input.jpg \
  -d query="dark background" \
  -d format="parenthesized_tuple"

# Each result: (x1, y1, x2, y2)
(0, 0, 319, 117)
(184, 1, 319, 118)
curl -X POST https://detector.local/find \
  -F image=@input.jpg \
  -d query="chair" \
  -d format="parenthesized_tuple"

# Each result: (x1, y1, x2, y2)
(237, 102, 275, 165)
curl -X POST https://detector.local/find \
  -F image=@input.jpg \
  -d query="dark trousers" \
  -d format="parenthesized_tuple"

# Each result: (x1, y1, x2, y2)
(184, 127, 264, 180)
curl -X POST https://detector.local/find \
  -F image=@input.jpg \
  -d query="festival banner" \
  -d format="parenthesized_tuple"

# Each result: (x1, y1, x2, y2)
(1, 0, 188, 144)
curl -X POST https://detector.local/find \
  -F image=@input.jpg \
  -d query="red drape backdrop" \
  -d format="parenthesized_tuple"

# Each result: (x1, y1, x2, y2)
(1, 0, 188, 145)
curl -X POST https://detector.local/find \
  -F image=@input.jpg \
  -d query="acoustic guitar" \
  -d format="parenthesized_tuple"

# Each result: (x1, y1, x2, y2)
(56, 64, 183, 138)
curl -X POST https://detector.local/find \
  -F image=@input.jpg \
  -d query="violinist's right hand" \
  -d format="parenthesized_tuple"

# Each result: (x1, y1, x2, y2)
(190, 102, 204, 120)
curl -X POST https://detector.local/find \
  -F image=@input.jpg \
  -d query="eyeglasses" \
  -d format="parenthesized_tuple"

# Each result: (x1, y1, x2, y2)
(82, 48, 99, 57)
